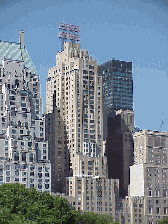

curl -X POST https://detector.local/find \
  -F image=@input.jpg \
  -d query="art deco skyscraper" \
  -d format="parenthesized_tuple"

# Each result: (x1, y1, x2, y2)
(46, 41, 103, 159)
(45, 41, 119, 216)
(45, 41, 104, 190)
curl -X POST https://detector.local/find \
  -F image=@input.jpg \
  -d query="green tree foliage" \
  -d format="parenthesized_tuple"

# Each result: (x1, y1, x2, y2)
(74, 211, 119, 224)
(0, 183, 118, 224)
(159, 218, 168, 224)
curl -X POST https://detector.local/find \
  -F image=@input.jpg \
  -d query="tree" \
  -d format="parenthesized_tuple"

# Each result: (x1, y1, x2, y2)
(73, 210, 119, 224)
(0, 183, 74, 223)
(0, 183, 118, 224)
(159, 218, 168, 224)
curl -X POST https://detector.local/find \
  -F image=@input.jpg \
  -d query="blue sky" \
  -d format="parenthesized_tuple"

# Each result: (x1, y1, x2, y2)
(0, 0, 168, 132)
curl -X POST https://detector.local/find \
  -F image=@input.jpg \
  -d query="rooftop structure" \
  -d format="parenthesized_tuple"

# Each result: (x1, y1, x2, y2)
(0, 31, 36, 74)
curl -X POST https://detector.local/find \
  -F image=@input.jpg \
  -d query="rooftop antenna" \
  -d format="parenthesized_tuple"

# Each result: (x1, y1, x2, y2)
(158, 119, 167, 132)
(59, 22, 80, 51)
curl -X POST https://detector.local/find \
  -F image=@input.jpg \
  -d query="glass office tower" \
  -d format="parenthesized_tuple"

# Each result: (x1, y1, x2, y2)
(98, 59, 133, 140)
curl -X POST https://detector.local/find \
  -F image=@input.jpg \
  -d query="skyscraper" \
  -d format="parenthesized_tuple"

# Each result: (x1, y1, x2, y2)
(45, 41, 103, 189)
(45, 41, 119, 216)
(98, 59, 134, 198)
(98, 59, 133, 140)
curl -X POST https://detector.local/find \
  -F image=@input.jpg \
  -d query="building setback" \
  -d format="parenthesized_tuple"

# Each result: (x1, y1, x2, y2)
(0, 32, 51, 193)
(45, 41, 119, 217)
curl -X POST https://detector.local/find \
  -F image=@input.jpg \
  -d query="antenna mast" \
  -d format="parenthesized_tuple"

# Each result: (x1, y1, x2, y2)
(158, 119, 167, 132)
(59, 23, 80, 51)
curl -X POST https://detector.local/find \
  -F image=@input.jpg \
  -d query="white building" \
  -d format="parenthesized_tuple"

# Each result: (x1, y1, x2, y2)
(0, 32, 51, 193)
(120, 130, 168, 224)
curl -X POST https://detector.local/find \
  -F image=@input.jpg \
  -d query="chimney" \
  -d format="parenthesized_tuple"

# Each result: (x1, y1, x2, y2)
(19, 30, 24, 49)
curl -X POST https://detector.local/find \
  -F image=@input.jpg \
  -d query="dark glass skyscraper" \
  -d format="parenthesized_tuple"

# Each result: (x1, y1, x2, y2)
(98, 59, 133, 140)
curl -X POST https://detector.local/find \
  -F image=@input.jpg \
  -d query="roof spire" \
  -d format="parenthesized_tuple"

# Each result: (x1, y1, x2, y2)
(19, 30, 24, 49)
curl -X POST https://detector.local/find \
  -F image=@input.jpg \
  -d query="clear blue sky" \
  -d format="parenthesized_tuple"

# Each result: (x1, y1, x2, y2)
(0, 0, 168, 132)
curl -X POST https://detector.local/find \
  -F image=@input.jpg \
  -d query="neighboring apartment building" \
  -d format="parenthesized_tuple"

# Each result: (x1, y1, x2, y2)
(127, 130, 168, 224)
(107, 109, 134, 198)
(45, 41, 120, 216)
(98, 59, 133, 140)
(0, 32, 51, 193)
(66, 176, 119, 218)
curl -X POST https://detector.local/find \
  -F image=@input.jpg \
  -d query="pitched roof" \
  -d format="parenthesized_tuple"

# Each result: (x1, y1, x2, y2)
(0, 40, 36, 74)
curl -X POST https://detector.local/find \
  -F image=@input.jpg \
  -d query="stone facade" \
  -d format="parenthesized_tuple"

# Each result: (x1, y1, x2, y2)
(0, 57, 51, 193)
(45, 41, 119, 217)
(119, 130, 168, 224)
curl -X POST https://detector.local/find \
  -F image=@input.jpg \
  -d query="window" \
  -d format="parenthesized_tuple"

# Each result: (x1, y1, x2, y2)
(45, 184, 49, 189)
(149, 207, 152, 214)
(164, 207, 168, 215)
(156, 190, 160, 197)
(28, 142, 32, 147)
(6, 177, 10, 182)
(6, 165, 10, 170)
(38, 184, 42, 189)
(22, 152, 26, 162)
(38, 167, 42, 172)
(149, 190, 152, 196)
(6, 170, 10, 176)
(156, 207, 160, 214)
(29, 154, 33, 162)
(130, 116, 132, 123)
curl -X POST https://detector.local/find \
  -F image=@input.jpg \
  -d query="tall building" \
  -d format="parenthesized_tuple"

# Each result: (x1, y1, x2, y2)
(45, 42, 103, 189)
(107, 109, 134, 198)
(0, 31, 51, 193)
(98, 59, 134, 198)
(98, 59, 133, 140)
(128, 130, 168, 224)
(45, 41, 119, 217)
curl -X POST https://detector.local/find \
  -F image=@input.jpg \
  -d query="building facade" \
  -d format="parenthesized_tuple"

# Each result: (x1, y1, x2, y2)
(45, 41, 120, 217)
(45, 106, 70, 193)
(45, 42, 103, 161)
(45, 42, 103, 191)
(0, 32, 51, 193)
(127, 130, 168, 224)
(107, 109, 134, 198)
(98, 59, 133, 140)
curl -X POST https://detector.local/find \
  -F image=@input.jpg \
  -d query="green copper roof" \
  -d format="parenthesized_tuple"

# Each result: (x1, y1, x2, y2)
(0, 40, 37, 74)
